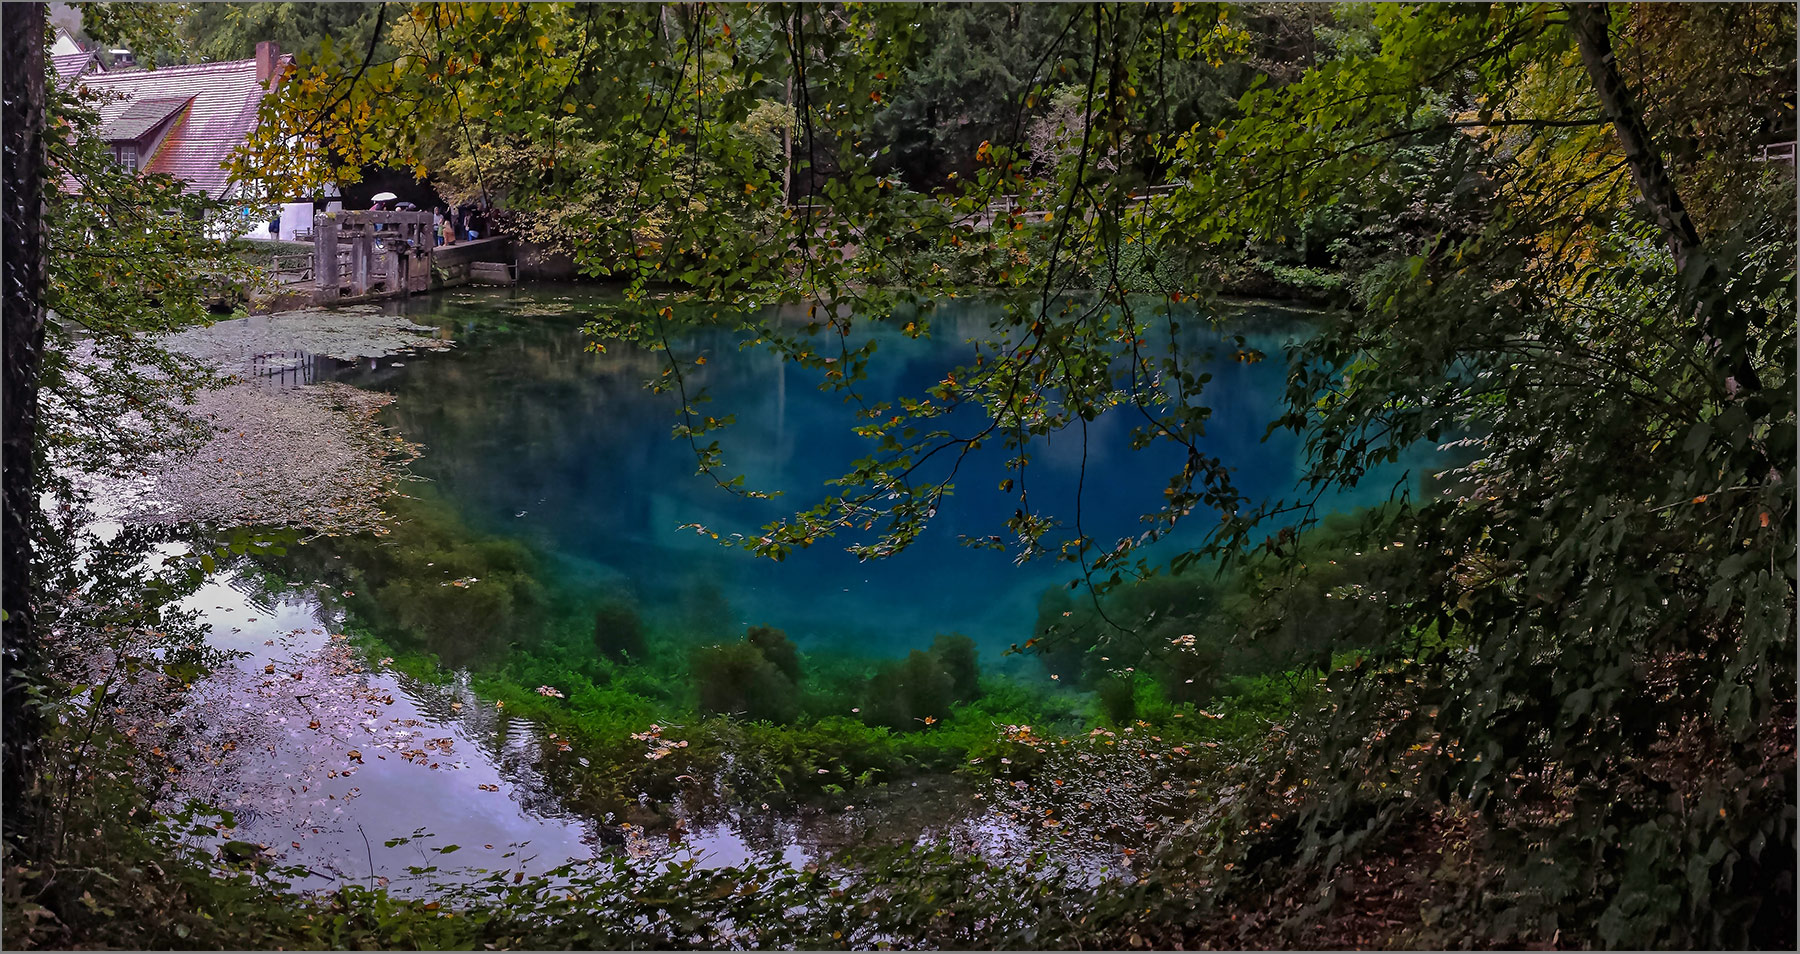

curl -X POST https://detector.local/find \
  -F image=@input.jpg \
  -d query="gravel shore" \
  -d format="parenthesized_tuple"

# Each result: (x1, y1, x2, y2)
(116, 307, 448, 537)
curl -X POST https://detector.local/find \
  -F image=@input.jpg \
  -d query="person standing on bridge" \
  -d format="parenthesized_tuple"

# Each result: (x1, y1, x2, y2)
(368, 196, 390, 234)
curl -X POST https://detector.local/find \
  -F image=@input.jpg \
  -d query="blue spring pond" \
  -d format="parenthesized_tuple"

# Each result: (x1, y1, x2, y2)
(157, 285, 1445, 885)
(332, 286, 1435, 662)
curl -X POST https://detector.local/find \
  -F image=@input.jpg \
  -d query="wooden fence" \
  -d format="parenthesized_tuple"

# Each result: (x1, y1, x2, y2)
(1755, 141, 1796, 163)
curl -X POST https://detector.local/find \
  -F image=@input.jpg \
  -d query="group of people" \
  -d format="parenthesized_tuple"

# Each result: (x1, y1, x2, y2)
(368, 196, 493, 247)
(439, 204, 492, 246)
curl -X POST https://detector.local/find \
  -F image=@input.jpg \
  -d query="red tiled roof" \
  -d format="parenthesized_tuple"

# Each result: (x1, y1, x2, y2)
(100, 95, 192, 142)
(75, 55, 290, 200)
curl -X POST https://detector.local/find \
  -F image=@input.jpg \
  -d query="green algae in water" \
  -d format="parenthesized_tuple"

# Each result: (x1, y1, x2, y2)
(164, 305, 452, 369)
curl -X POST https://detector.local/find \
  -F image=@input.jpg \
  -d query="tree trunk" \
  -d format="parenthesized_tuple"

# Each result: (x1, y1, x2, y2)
(1568, 1, 1759, 395)
(1, 1, 47, 841)
(1568, 3, 1701, 268)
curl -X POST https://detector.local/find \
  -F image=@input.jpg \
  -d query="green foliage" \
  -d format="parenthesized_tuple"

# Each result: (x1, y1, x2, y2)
(745, 624, 801, 683)
(1257, 263, 1347, 301)
(348, 632, 454, 686)
(230, 491, 553, 667)
(39, 64, 245, 485)
(692, 638, 800, 725)
(867, 5, 1082, 187)
(1096, 675, 1137, 726)
(175, 2, 391, 66)
(592, 597, 646, 662)
(5, 495, 1337, 951)
(1153, 626, 1225, 706)
(67, 1, 187, 68)
(342, 497, 545, 664)
(7, 642, 1154, 951)
(1159, 6, 1798, 944)
(864, 650, 954, 732)
(5, 768, 1187, 954)
(853, 636, 986, 734)
(929, 633, 980, 702)
(20, 3, 1797, 950)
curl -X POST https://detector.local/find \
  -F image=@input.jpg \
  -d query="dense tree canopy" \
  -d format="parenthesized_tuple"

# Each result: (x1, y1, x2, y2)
(238, 5, 1794, 944)
(175, 2, 391, 64)
(3, 2, 1793, 948)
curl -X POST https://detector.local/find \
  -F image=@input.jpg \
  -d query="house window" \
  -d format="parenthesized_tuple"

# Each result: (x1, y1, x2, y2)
(113, 144, 138, 172)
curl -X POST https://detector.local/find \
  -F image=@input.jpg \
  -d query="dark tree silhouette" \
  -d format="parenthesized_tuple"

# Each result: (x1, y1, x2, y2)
(2, 1, 47, 843)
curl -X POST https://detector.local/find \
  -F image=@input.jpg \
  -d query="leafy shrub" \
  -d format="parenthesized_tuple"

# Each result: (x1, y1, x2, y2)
(796, 651, 879, 720)
(593, 598, 646, 661)
(1261, 263, 1347, 300)
(1097, 676, 1137, 725)
(861, 635, 984, 731)
(1145, 618, 1226, 705)
(692, 640, 800, 724)
(1031, 569, 1235, 692)
(929, 633, 980, 702)
(863, 649, 956, 731)
(745, 625, 802, 683)
(1030, 588, 1106, 686)
(312, 496, 547, 665)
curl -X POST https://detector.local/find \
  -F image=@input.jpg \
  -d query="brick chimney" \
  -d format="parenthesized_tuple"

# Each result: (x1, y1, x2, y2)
(255, 40, 280, 85)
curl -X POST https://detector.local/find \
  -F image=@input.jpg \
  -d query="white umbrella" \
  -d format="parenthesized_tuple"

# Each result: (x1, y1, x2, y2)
(370, 191, 398, 202)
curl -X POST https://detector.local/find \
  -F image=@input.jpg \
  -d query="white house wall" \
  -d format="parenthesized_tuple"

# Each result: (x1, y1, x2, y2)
(275, 201, 313, 240)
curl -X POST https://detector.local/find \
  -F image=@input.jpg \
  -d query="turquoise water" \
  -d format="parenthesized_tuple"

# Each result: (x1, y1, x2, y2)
(150, 286, 1447, 882)
(319, 286, 1435, 663)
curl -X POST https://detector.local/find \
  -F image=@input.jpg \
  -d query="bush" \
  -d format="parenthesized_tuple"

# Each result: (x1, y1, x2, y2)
(863, 649, 956, 731)
(1030, 588, 1105, 686)
(1030, 570, 1232, 691)
(1145, 618, 1227, 705)
(929, 633, 980, 702)
(331, 496, 546, 665)
(593, 598, 647, 661)
(1261, 262, 1347, 300)
(745, 625, 802, 683)
(1097, 676, 1137, 725)
(692, 640, 800, 723)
